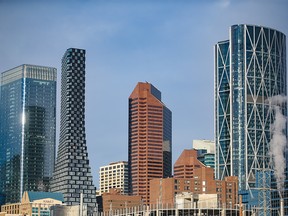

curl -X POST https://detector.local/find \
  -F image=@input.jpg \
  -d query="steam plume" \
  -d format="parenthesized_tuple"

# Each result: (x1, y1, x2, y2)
(269, 95, 287, 192)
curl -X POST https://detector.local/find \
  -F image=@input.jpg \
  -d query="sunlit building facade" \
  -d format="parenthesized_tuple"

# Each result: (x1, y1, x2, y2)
(0, 65, 57, 204)
(99, 161, 129, 195)
(51, 48, 96, 215)
(128, 82, 172, 205)
(215, 24, 287, 215)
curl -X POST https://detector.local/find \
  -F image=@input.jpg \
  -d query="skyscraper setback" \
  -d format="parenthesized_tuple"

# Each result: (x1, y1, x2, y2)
(51, 48, 96, 214)
(128, 82, 172, 204)
(0, 65, 57, 204)
(215, 24, 287, 214)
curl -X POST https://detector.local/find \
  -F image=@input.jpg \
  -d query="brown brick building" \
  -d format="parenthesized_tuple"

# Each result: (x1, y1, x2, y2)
(150, 170, 238, 208)
(174, 149, 204, 178)
(128, 82, 172, 205)
(102, 189, 142, 213)
(150, 149, 238, 208)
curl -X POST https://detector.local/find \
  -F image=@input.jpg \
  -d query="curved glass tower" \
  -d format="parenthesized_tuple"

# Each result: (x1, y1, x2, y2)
(215, 25, 287, 214)
(0, 65, 57, 204)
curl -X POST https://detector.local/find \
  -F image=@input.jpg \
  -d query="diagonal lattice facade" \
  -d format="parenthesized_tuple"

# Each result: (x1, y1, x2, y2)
(215, 40, 231, 181)
(215, 25, 287, 215)
(51, 48, 96, 215)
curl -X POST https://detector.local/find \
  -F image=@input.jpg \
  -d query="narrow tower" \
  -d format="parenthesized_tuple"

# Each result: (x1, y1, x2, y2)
(51, 48, 96, 214)
(0, 65, 57, 204)
(128, 82, 172, 205)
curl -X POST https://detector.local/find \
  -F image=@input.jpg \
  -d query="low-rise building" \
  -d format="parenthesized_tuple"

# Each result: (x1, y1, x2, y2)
(175, 192, 218, 209)
(150, 148, 238, 208)
(20, 191, 64, 216)
(102, 188, 142, 213)
(0, 213, 21, 216)
(1, 203, 20, 215)
(150, 172, 238, 208)
(99, 161, 129, 195)
(175, 192, 199, 209)
(50, 205, 86, 216)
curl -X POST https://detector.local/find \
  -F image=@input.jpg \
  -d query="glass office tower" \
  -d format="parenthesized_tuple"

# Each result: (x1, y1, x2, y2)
(51, 48, 96, 215)
(0, 65, 57, 204)
(215, 25, 287, 215)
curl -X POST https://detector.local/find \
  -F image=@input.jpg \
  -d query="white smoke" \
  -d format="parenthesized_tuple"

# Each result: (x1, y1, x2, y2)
(268, 95, 287, 192)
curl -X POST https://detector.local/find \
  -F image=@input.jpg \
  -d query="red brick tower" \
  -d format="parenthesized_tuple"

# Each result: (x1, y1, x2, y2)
(128, 82, 172, 205)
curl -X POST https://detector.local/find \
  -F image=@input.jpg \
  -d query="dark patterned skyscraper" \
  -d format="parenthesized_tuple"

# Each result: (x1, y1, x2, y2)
(0, 65, 57, 204)
(51, 48, 96, 214)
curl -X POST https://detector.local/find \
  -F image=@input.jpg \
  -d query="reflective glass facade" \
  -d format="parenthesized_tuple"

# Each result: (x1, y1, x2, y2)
(0, 65, 57, 204)
(51, 48, 96, 215)
(197, 152, 215, 169)
(215, 25, 287, 214)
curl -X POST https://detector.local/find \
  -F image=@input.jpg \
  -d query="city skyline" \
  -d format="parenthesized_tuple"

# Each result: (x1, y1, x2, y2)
(0, 1, 287, 188)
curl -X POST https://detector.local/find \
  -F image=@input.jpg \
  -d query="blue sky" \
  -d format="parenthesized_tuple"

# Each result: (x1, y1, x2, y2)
(0, 0, 287, 188)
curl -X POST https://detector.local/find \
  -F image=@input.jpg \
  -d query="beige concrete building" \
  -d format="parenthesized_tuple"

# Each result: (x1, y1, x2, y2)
(175, 192, 218, 209)
(0, 191, 64, 216)
(99, 161, 129, 195)
(1, 203, 20, 215)
(192, 140, 215, 154)
(20, 191, 64, 216)
(0, 213, 21, 216)
(50, 205, 87, 216)
(0, 213, 20, 216)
